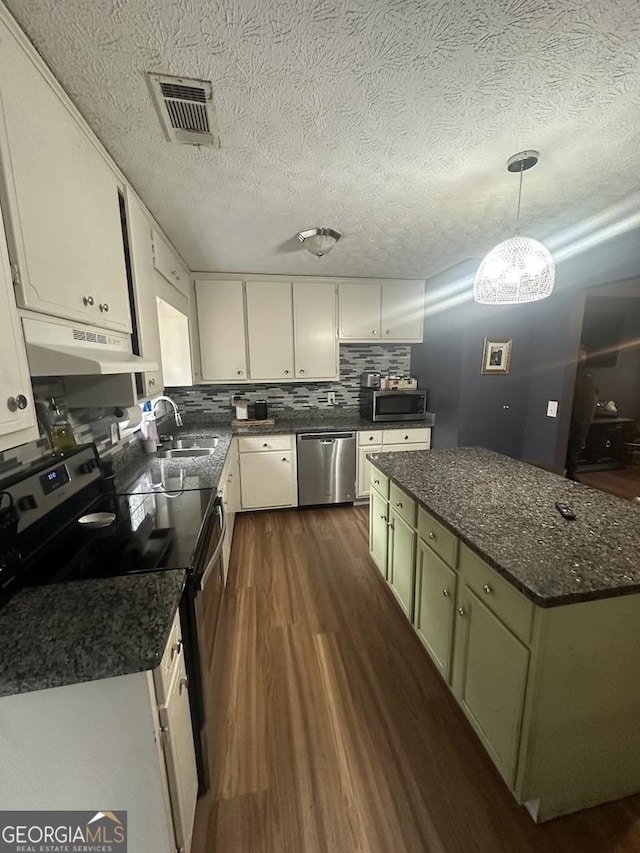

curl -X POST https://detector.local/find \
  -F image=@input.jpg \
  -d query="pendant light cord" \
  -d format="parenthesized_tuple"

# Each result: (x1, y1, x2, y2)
(515, 163, 523, 235)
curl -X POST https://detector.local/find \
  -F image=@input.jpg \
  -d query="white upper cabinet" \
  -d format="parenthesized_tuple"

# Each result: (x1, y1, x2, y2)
(293, 282, 338, 380)
(0, 199, 37, 451)
(196, 279, 248, 382)
(338, 281, 424, 343)
(246, 281, 294, 381)
(0, 20, 131, 333)
(151, 228, 189, 298)
(381, 281, 424, 341)
(124, 188, 164, 397)
(339, 282, 382, 340)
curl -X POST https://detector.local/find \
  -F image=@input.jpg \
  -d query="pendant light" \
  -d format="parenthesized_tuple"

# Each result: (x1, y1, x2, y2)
(474, 151, 555, 304)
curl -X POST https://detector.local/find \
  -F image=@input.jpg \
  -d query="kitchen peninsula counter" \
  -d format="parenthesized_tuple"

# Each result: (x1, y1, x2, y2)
(369, 446, 640, 607)
(367, 446, 640, 822)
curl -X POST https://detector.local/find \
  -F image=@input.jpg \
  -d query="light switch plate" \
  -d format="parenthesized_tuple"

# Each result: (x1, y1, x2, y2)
(547, 400, 559, 418)
(327, 392, 336, 405)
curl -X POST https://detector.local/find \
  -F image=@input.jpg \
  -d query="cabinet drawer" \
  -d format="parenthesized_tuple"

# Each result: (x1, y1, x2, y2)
(238, 434, 293, 453)
(358, 430, 384, 446)
(458, 544, 534, 645)
(417, 506, 458, 569)
(382, 428, 431, 446)
(369, 465, 389, 499)
(154, 610, 183, 706)
(389, 482, 416, 526)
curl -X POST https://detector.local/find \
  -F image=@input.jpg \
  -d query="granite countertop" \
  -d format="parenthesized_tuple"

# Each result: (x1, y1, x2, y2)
(368, 447, 640, 608)
(113, 412, 435, 494)
(0, 570, 185, 697)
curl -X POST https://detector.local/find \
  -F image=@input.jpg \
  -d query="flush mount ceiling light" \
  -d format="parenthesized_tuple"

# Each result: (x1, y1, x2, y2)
(297, 227, 342, 257)
(474, 151, 555, 305)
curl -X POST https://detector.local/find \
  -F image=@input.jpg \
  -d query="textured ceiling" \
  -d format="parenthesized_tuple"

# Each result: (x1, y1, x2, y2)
(5, 0, 640, 278)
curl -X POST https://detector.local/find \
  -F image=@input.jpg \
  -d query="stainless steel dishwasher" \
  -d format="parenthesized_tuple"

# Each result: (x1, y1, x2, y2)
(297, 432, 356, 506)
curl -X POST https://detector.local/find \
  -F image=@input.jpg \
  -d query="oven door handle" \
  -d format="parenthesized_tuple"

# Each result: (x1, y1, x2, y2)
(198, 497, 226, 591)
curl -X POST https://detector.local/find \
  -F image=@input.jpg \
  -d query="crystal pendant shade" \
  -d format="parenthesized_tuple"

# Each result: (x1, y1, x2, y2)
(474, 235, 555, 304)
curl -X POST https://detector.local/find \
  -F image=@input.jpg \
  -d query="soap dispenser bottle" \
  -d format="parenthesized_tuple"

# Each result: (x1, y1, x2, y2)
(48, 397, 77, 453)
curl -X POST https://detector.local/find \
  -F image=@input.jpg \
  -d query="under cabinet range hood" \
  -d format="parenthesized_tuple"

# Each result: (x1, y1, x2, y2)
(22, 316, 159, 376)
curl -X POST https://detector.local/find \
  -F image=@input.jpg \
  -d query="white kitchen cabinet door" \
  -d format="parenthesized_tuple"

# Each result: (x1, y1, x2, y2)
(293, 282, 338, 379)
(151, 228, 189, 298)
(196, 280, 248, 382)
(0, 202, 37, 451)
(239, 451, 297, 509)
(246, 281, 294, 380)
(124, 189, 163, 397)
(338, 282, 381, 340)
(381, 282, 424, 341)
(0, 21, 131, 333)
(158, 656, 198, 853)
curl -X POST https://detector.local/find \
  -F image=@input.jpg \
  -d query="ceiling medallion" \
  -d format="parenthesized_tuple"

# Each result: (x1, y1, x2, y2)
(474, 151, 555, 305)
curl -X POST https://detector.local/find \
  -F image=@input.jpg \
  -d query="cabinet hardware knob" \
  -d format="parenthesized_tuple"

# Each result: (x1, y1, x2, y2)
(263, 443, 269, 447)
(99, 302, 109, 312)
(172, 639, 183, 657)
(237, 370, 243, 375)
(404, 435, 409, 440)
(179, 676, 188, 694)
(369, 436, 373, 441)
(282, 457, 287, 462)
(284, 369, 289, 374)
(82, 295, 94, 306)
(457, 607, 465, 617)
(7, 394, 28, 412)
(442, 588, 450, 597)
(372, 330, 377, 334)
(380, 514, 387, 521)
(149, 378, 156, 386)
(428, 531, 436, 540)
(374, 479, 379, 484)
(396, 501, 402, 508)
(483, 584, 492, 595)
(300, 369, 305, 374)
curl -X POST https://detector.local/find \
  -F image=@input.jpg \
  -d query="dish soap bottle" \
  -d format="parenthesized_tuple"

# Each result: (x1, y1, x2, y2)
(48, 397, 77, 453)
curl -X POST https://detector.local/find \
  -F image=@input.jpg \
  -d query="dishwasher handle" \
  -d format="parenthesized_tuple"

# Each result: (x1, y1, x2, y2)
(297, 432, 355, 442)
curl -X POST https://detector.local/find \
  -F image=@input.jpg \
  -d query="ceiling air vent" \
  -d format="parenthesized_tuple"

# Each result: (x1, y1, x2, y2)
(147, 73, 219, 147)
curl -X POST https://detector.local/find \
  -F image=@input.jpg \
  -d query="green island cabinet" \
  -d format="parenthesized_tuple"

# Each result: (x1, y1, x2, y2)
(368, 461, 640, 823)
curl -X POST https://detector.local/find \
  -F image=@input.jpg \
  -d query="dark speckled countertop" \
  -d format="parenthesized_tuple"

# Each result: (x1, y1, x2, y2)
(113, 413, 435, 494)
(0, 570, 185, 697)
(368, 447, 640, 608)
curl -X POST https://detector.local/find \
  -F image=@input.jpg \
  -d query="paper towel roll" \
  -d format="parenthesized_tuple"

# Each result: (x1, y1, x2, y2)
(114, 406, 143, 430)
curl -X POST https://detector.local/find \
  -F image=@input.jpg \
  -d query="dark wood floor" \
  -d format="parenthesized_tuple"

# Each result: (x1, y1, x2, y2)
(578, 467, 640, 502)
(192, 506, 640, 853)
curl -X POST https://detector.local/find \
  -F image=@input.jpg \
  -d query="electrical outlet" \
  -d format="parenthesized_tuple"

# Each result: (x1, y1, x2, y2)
(546, 400, 559, 418)
(327, 392, 336, 406)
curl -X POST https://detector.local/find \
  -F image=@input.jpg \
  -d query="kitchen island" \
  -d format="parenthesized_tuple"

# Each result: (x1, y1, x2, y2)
(368, 447, 640, 822)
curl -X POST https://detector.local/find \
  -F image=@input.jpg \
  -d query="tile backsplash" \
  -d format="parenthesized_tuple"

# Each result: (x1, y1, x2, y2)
(0, 344, 412, 479)
(167, 343, 412, 416)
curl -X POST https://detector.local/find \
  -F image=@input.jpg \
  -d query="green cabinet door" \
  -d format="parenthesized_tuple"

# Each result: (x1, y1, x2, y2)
(414, 539, 456, 681)
(369, 487, 389, 578)
(387, 509, 416, 619)
(451, 586, 530, 787)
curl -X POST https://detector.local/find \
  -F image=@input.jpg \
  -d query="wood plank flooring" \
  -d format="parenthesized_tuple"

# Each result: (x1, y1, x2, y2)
(578, 467, 640, 501)
(192, 506, 640, 852)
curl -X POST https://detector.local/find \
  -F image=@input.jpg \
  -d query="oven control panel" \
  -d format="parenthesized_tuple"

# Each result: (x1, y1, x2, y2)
(2, 446, 102, 533)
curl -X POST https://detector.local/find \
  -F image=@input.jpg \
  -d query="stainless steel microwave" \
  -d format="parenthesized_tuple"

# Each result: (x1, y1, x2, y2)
(360, 389, 427, 422)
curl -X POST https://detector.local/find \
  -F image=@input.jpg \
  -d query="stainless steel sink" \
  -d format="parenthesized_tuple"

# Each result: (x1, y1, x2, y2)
(156, 436, 220, 458)
(158, 447, 217, 458)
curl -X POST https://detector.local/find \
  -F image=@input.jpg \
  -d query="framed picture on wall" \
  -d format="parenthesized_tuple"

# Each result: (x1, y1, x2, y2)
(481, 338, 512, 375)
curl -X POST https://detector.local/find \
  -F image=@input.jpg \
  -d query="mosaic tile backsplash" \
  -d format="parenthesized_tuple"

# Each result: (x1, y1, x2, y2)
(167, 343, 412, 416)
(0, 344, 411, 479)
